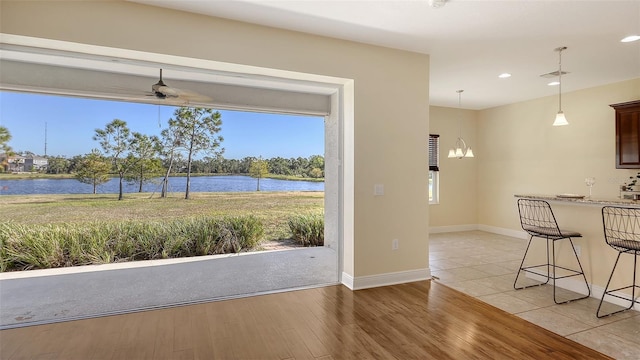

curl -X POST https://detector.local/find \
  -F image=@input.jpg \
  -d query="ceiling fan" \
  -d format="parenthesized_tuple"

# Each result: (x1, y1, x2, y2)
(150, 69, 211, 103)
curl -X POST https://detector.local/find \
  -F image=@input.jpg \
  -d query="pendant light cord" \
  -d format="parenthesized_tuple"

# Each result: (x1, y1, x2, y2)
(558, 49, 562, 111)
(457, 89, 463, 137)
(556, 46, 566, 112)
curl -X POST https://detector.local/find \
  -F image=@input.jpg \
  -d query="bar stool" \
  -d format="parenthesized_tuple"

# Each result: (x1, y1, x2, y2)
(597, 206, 640, 318)
(515, 199, 590, 304)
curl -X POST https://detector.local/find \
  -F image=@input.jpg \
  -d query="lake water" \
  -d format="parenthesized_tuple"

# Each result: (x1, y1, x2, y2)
(0, 175, 324, 195)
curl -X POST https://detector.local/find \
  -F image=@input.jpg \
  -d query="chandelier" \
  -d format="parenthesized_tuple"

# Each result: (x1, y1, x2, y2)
(448, 90, 474, 159)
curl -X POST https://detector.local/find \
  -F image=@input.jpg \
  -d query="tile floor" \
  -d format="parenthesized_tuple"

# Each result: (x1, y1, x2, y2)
(430, 231, 640, 360)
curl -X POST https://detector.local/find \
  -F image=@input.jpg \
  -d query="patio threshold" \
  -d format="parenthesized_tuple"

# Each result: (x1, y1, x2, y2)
(0, 247, 338, 329)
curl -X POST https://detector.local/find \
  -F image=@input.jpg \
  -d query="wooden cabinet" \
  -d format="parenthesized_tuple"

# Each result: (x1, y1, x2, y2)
(612, 100, 640, 169)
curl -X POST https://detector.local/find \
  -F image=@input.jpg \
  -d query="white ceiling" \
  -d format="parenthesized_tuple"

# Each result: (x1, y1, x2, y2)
(131, 0, 640, 110)
(0, 37, 339, 115)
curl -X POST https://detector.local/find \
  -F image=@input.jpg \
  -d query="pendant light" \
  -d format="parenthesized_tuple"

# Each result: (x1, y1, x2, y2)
(448, 90, 474, 159)
(552, 46, 569, 126)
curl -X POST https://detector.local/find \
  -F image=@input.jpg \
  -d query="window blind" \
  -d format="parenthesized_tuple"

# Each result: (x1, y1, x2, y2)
(429, 134, 439, 171)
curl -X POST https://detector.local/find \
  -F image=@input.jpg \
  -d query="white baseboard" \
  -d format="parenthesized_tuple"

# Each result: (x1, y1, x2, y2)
(591, 283, 640, 312)
(341, 272, 354, 290)
(431, 225, 638, 312)
(477, 224, 528, 240)
(525, 272, 639, 312)
(341, 268, 431, 290)
(429, 223, 528, 240)
(429, 224, 478, 233)
(524, 272, 590, 297)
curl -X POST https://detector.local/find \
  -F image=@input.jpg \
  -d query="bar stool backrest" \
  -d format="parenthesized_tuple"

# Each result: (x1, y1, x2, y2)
(517, 199, 563, 238)
(602, 206, 640, 253)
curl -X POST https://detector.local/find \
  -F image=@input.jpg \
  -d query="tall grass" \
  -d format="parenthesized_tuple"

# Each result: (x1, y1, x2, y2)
(0, 192, 324, 242)
(288, 213, 324, 246)
(1, 222, 66, 271)
(0, 216, 264, 272)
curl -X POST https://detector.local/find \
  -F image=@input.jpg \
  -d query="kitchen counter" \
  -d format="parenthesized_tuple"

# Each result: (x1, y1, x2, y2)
(513, 193, 640, 305)
(514, 194, 640, 207)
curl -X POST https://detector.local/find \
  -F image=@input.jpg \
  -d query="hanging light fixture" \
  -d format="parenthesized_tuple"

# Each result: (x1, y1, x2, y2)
(428, 0, 448, 8)
(448, 90, 474, 159)
(552, 46, 569, 126)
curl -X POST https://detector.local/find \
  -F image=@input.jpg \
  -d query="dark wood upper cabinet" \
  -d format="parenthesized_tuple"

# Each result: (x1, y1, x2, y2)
(612, 100, 640, 169)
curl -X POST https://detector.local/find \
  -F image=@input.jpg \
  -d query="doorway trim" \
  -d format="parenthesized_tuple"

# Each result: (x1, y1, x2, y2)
(0, 33, 355, 286)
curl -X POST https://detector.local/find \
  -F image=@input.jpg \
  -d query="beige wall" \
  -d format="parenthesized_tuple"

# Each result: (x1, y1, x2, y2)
(429, 106, 477, 228)
(0, 1, 431, 279)
(478, 78, 640, 231)
(477, 78, 640, 291)
(429, 79, 640, 292)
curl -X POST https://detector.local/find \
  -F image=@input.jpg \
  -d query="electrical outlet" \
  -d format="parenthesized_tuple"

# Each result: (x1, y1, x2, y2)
(574, 245, 581, 257)
(392, 239, 399, 250)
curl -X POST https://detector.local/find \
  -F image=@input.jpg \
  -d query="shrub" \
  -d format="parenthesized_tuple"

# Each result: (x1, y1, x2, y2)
(0, 215, 265, 272)
(63, 226, 112, 265)
(0, 224, 10, 272)
(288, 213, 324, 246)
(189, 217, 221, 256)
(106, 223, 138, 262)
(2, 223, 66, 270)
(215, 216, 264, 253)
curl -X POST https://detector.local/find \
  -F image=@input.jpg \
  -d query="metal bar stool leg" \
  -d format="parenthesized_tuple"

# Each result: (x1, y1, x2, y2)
(598, 206, 640, 318)
(547, 237, 552, 286)
(552, 238, 557, 302)
(597, 253, 634, 317)
(514, 235, 551, 290)
(632, 254, 638, 312)
(569, 238, 591, 300)
(552, 238, 590, 304)
(515, 199, 590, 303)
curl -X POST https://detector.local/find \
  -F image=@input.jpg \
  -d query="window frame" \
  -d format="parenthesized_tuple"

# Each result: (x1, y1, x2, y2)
(429, 134, 439, 204)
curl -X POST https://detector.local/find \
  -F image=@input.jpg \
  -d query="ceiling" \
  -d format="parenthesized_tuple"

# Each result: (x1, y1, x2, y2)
(130, 0, 640, 110)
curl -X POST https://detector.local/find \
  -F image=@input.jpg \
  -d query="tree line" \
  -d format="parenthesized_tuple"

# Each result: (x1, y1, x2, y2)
(2, 108, 324, 199)
(43, 153, 324, 179)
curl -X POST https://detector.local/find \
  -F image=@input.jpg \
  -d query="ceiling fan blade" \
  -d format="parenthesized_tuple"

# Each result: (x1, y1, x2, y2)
(155, 85, 180, 98)
(173, 88, 212, 102)
(103, 69, 212, 104)
(150, 69, 211, 102)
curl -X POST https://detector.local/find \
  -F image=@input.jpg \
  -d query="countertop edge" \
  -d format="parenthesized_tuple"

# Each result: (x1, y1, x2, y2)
(514, 194, 640, 207)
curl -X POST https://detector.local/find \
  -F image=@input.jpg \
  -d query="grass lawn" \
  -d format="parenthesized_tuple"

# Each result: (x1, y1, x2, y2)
(0, 173, 77, 180)
(0, 191, 324, 242)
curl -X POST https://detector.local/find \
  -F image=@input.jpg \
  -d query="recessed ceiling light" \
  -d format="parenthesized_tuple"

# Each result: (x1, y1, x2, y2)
(621, 35, 640, 43)
(498, 73, 512, 78)
(548, 81, 560, 86)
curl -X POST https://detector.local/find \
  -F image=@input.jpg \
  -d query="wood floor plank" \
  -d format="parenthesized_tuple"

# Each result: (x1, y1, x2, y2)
(171, 348, 195, 360)
(51, 321, 97, 359)
(0, 281, 613, 360)
(3, 326, 59, 359)
(87, 313, 127, 360)
(171, 305, 194, 354)
(256, 325, 294, 360)
(109, 311, 158, 359)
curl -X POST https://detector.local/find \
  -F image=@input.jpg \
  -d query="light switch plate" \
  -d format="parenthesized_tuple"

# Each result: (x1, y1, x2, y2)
(374, 184, 384, 196)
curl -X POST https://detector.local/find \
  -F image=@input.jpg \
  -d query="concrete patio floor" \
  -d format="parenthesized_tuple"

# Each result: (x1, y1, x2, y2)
(0, 247, 338, 329)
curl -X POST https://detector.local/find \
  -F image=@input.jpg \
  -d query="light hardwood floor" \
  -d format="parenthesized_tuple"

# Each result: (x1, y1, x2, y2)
(0, 280, 610, 359)
(430, 231, 640, 359)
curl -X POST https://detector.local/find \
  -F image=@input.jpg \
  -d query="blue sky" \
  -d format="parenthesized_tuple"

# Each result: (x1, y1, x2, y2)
(0, 91, 324, 159)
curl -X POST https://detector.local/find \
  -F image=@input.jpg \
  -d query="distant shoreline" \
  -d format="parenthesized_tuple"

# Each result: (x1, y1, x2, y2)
(0, 172, 324, 182)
